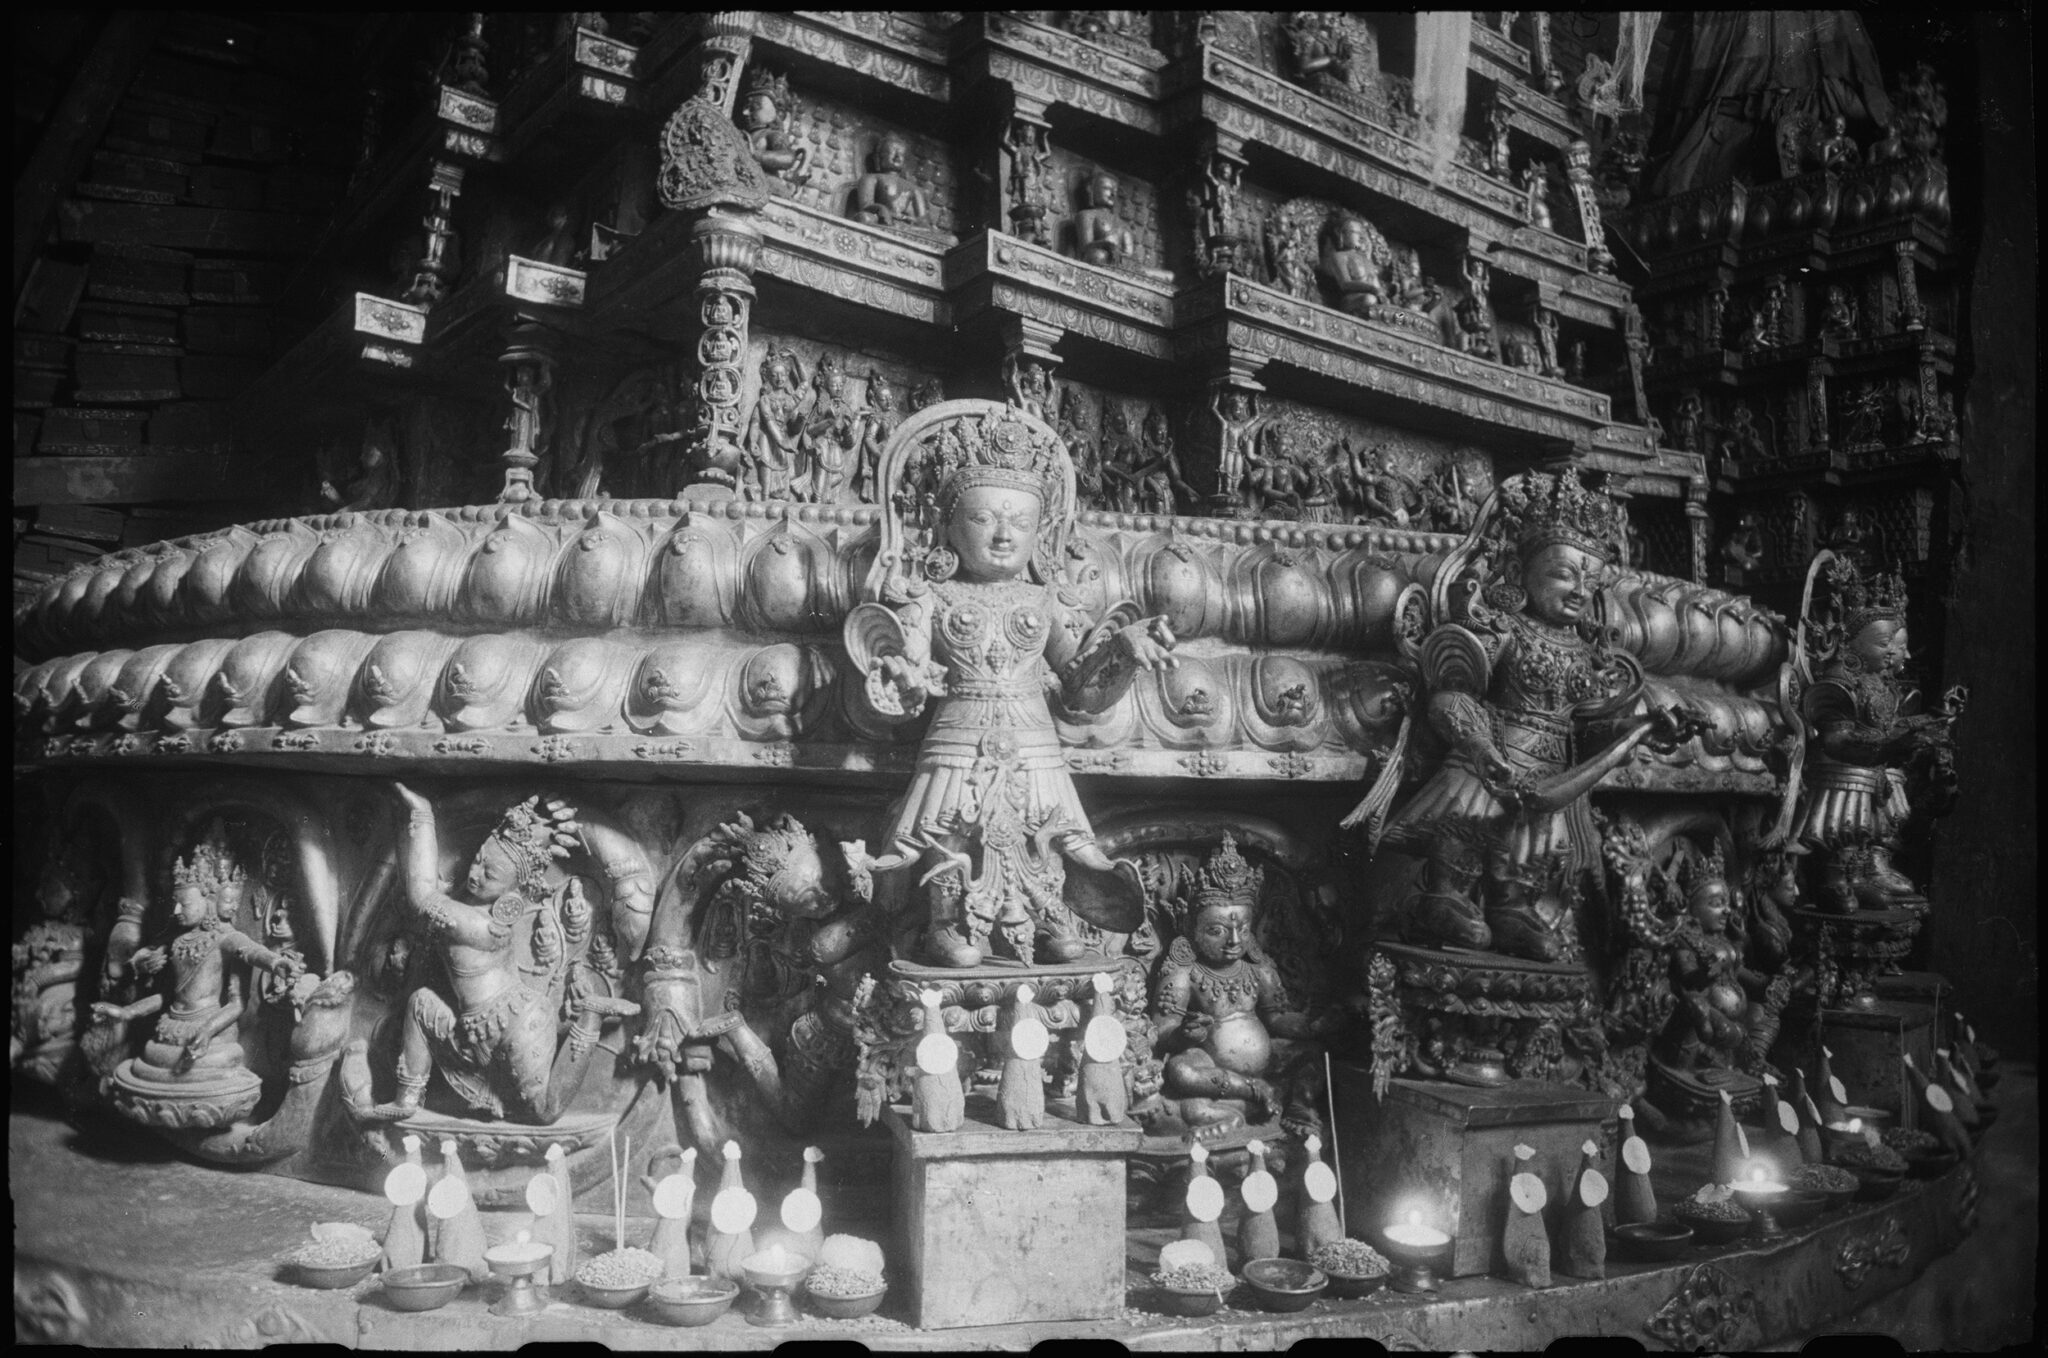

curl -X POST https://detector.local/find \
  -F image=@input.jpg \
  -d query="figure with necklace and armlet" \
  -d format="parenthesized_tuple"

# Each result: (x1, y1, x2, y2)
(90, 824, 306, 1124)
(1147, 837, 1334, 1140)
(844, 400, 1176, 968)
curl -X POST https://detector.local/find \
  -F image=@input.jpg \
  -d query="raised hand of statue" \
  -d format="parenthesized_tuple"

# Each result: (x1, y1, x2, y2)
(877, 652, 931, 708)
(392, 781, 432, 817)
(1116, 615, 1179, 672)
(131, 946, 168, 981)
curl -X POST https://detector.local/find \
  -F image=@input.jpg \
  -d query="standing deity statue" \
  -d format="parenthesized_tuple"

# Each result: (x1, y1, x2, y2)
(1056, 387, 1105, 510)
(852, 132, 932, 230)
(1455, 258, 1498, 359)
(737, 67, 811, 189)
(745, 345, 809, 500)
(1362, 470, 1708, 962)
(1342, 441, 1422, 527)
(1147, 837, 1330, 1137)
(355, 786, 637, 1124)
(89, 824, 307, 1122)
(1212, 386, 1270, 507)
(843, 401, 1178, 967)
(1126, 406, 1196, 517)
(804, 351, 860, 503)
(1777, 556, 1961, 913)
(854, 370, 899, 503)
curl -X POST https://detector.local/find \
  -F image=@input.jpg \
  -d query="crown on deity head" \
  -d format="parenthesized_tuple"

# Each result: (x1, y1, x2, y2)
(487, 796, 581, 896)
(173, 821, 247, 901)
(1820, 554, 1908, 636)
(1495, 467, 1626, 561)
(1676, 841, 1728, 905)
(743, 64, 790, 108)
(1190, 835, 1264, 914)
(933, 409, 1061, 512)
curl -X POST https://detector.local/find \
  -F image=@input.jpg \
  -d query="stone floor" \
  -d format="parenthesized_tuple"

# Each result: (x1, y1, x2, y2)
(11, 1067, 2037, 1350)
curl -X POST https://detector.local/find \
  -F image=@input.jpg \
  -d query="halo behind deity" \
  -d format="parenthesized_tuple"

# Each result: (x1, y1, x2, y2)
(862, 399, 1078, 602)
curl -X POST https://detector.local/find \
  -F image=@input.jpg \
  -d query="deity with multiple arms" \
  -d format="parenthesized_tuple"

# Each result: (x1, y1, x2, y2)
(843, 400, 1179, 968)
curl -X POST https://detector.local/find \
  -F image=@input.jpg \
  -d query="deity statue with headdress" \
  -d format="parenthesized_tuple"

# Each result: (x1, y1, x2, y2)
(355, 784, 638, 1124)
(1353, 468, 1709, 964)
(1775, 554, 1962, 914)
(844, 400, 1178, 968)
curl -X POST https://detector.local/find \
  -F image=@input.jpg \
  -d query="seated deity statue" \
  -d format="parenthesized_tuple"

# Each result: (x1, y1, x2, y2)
(737, 67, 810, 188)
(1651, 847, 1773, 1085)
(1319, 212, 1388, 315)
(12, 839, 99, 1086)
(1147, 837, 1329, 1138)
(1073, 172, 1136, 269)
(852, 132, 931, 230)
(89, 824, 306, 1119)
(356, 785, 637, 1124)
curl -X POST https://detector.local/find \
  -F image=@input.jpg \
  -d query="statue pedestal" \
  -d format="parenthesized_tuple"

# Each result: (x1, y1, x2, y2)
(1328, 1061, 1616, 1279)
(884, 1100, 1143, 1330)
(109, 1058, 262, 1129)
(1794, 907, 1921, 1010)
(1777, 1000, 1936, 1131)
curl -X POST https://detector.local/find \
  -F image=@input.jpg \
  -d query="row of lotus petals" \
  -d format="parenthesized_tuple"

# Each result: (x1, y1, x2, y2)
(17, 500, 1787, 684)
(1619, 156, 1949, 257)
(14, 629, 1785, 768)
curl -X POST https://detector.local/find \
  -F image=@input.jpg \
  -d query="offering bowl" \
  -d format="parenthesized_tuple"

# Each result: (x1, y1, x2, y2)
(646, 1275, 739, 1327)
(380, 1263, 469, 1312)
(1608, 1221, 1694, 1261)
(1240, 1257, 1327, 1312)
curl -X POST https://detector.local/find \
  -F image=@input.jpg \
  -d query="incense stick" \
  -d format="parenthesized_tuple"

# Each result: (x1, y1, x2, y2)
(1324, 1050, 1346, 1230)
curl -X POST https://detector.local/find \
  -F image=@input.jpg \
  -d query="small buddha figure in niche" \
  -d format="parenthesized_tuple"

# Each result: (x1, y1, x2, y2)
(1867, 120, 1907, 164)
(737, 67, 811, 189)
(1811, 114, 1860, 171)
(852, 132, 931, 230)
(1319, 212, 1388, 315)
(1073, 171, 1136, 269)
(1148, 837, 1327, 1137)
(89, 824, 304, 1101)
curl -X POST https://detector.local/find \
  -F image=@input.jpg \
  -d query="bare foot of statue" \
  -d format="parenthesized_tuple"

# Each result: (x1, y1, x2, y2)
(925, 923, 981, 969)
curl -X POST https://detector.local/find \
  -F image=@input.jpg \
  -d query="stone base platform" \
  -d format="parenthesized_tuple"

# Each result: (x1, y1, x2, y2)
(10, 1071, 2031, 1350)
(1776, 999, 1937, 1130)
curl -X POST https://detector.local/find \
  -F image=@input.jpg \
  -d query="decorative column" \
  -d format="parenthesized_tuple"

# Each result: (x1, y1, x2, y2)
(1685, 481, 1712, 584)
(1893, 240, 1924, 330)
(655, 12, 770, 493)
(999, 315, 1062, 422)
(497, 320, 557, 502)
(1805, 360, 1831, 454)
(1186, 355, 1269, 514)
(1564, 139, 1614, 275)
(401, 161, 465, 309)
(1620, 301, 1651, 423)
(1530, 13, 1563, 97)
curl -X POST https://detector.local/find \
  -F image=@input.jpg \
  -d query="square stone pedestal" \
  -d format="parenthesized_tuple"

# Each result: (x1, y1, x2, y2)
(885, 1099, 1143, 1330)
(1329, 1062, 1616, 1279)
(1785, 1000, 1936, 1129)
(1876, 970, 1950, 1036)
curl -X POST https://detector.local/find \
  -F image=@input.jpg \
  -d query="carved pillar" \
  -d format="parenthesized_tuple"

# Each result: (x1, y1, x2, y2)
(1621, 301, 1651, 423)
(497, 319, 557, 502)
(1185, 355, 1269, 514)
(1001, 96, 1054, 247)
(999, 315, 1062, 422)
(1564, 139, 1613, 275)
(401, 161, 465, 309)
(1685, 482, 1712, 584)
(1530, 13, 1563, 97)
(1190, 129, 1249, 280)
(1914, 340, 1942, 442)
(1893, 240, 1924, 330)
(1805, 360, 1831, 453)
(685, 216, 760, 491)
(693, 11, 755, 117)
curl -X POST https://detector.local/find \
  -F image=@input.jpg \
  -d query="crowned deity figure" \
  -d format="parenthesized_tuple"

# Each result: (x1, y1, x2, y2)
(745, 345, 809, 500)
(1147, 837, 1330, 1137)
(1361, 470, 1708, 963)
(1649, 845, 1777, 1088)
(1780, 555, 1960, 914)
(844, 401, 1178, 967)
(804, 350, 860, 503)
(356, 785, 637, 1124)
(737, 66, 811, 189)
(12, 838, 100, 1086)
(90, 824, 306, 1123)
(854, 370, 899, 503)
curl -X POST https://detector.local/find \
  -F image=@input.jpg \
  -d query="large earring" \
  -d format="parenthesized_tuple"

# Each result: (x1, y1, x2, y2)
(924, 546, 959, 581)
(1484, 577, 1527, 613)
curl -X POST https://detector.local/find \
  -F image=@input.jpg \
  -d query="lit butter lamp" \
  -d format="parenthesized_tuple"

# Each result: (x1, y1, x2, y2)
(742, 1242, 810, 1327)
(1821, 1114, 1884, 1162)
(1379, 1209, 1452, 1294)
(1730, 1165, 1790, 1239)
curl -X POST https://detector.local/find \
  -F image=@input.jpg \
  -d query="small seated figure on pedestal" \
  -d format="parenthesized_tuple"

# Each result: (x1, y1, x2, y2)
(1147, 838, 1326, 1139)
(852, 132, 931, 232)
(1811, 115, 1860, 171)
(1073, 172, 1136, 269)
(1651, 846, 1773, 1100)
(1319, 212, 1388, 316)
(11, 838, 99, 1086)
(90, 824, 305, 1124)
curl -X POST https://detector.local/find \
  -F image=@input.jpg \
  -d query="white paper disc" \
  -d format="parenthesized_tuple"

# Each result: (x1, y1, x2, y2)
(1578, 1169, 1609, 1208)
(1622, 1136, 1652, 1175)
(710, 1188, 757, 1235)
(915, 1032, 957, 1076)
(1925, 1084, 1954, 1114)
(1510, 1172, 1547, 1214)
(1240, 1170, 1279, 1215)
(1083, 1014, 1126, 1063)
(1009, 1017, 1049, 1061)
(1303, 1162, 1337, 1204)
(1828, 1075, 1848, 1105)
(384, 1162, 427, 1207)
(652, 1176, 694, 1220)
(1949, 1067, 1971, 1093)
(427, 1175, 471, 1220)
(1159, 1238, 1216, 1272)
(1777, 1100, 1800, 1135)
(781, 1187, 823, 1234)
(1185, 1176, 1225, 1223)
(525, 1171, 560, 1218)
